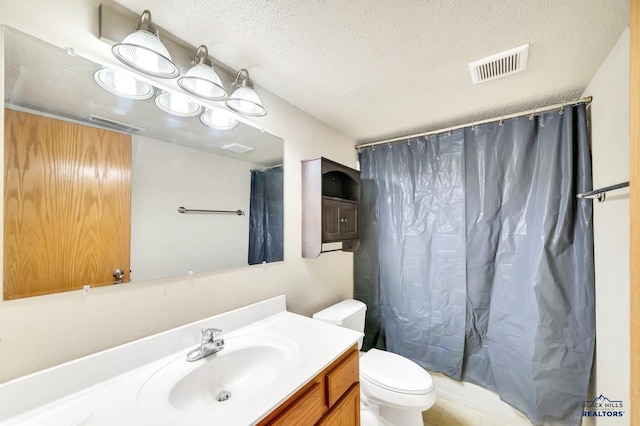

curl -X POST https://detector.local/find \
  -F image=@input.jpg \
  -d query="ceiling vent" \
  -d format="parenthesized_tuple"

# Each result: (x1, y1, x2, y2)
(469, 44, 529, 84)
(88, 115, 144, 134)
(222, 143, 254, 153)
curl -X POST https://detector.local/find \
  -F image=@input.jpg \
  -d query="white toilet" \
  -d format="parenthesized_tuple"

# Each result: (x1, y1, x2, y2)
(313, 299, 436, 426)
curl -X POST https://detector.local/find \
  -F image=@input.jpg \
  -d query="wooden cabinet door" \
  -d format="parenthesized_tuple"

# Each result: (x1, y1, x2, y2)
(322, 198, 343, 242)
(4, 109, 131, 299)
(322, 198, 359, 243)
(317, 384, 360, 426)
(340, 201, 359, 240)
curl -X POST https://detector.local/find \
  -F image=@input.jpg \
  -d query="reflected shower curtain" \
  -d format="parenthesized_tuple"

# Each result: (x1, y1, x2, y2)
(248, 166, 283, 265)
(355, 104, 594, 425)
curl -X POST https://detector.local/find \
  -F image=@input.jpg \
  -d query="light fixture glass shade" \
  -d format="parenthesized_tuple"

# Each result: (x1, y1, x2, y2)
(112, 10, 179, 79)
(93, 68, 154, 100)
(200, 108, 238, 130)
(178, 64, 227, 100)
(155, 91, 202, 117)
(178, 46, 227, 101)
(226, 87, 266, 117)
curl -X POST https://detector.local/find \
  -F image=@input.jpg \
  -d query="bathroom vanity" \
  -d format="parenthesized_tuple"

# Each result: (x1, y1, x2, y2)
(0, 296, 362, 425)
(258, 345, 360, 425)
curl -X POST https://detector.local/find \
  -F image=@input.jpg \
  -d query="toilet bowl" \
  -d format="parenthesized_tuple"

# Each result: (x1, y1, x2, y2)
(360, 348, 435, 425)
(313, 299, 436, 426)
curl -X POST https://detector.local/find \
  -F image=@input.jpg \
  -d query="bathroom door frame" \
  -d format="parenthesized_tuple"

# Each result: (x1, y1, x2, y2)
(630, 0, 639, 423)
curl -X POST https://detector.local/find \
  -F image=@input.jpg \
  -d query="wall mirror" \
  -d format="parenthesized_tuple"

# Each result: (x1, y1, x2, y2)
(2, 26, 284, 300)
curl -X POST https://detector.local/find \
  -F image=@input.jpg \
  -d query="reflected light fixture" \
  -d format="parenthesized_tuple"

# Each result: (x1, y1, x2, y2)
(200, 108, 238, 130)
(225, 69, 267, 117)
(178, 45, 227, 101)
(155, 91, 202, 117)
(112, 10, 179, 79)
(93, 67, 154, 100)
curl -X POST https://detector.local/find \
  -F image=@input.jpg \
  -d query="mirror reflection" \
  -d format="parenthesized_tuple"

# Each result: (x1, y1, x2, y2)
(2, 26, 284, 300)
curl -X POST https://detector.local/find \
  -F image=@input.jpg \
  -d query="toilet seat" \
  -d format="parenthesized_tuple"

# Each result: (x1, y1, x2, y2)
(360, 349, 434, 395)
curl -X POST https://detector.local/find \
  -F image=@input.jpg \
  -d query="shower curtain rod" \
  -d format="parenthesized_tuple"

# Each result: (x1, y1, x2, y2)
(251, 164, 283, 171)
(355, 96, 593, 150)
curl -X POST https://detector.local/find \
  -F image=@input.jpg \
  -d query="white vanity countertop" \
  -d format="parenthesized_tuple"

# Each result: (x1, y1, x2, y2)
(0, 295, 362, 426)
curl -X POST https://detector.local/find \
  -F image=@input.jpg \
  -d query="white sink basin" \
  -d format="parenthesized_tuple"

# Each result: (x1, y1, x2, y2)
(137, 333, 298, 413)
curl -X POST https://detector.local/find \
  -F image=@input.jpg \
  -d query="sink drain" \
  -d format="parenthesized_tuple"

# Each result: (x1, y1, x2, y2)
(217, 391, 231, 402)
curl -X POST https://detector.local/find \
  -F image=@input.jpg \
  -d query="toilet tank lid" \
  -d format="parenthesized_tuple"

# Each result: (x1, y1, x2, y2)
(312, 299, 366, 325)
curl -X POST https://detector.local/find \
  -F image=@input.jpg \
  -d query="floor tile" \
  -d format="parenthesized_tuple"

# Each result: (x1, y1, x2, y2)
(479, 416, 519, 426)
(422, 398, 534, 426)
(422, 399, 445, 425)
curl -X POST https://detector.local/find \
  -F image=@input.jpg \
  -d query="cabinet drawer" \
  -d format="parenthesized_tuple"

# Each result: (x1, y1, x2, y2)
(325, 348, 359, 407)
(269, 382, 325, 426)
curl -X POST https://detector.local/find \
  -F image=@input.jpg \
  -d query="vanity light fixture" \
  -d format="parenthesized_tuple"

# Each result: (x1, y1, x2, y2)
(111, 10, 179, 79)
(177, 45, 227, 101)
(155, 91, 202, 117)
(200, 107, 238, 130)
(93, 67, 154, 100)
(225, 69, 267, 117)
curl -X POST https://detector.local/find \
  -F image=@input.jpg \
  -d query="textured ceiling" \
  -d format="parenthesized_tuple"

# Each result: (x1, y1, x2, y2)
(113, 0, 629, 144)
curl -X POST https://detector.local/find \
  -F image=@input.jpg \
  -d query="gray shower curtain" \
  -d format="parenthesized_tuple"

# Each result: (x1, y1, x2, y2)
(355, 104, 594, 426)
(248, 166, 284, 265)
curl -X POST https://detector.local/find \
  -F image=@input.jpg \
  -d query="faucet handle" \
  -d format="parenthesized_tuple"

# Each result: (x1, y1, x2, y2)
(201, 328, 222, 342)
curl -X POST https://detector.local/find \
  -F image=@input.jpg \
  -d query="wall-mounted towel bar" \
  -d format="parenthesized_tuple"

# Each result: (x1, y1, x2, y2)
(177, 207, 244, 215)
(576, 181, 629, 203)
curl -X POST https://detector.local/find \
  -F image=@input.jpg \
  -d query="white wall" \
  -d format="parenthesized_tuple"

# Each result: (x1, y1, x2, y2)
(130, 135, 256, 281)
(581, 28, 631, 425)
(0, 0, 357, 383)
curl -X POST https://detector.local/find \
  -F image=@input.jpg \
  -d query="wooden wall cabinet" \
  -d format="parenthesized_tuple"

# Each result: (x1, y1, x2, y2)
(302, 157, 361, 258)
(258, 345, 360, 426)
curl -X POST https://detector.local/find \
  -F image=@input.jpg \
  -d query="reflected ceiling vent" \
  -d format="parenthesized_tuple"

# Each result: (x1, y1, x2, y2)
(88, 115, 144, 134)
(222, 143, 254, 153)
(469, 44, 529, 84)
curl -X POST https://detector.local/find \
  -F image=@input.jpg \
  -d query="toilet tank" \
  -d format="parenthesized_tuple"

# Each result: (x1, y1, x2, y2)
(313, 299, 367, 349)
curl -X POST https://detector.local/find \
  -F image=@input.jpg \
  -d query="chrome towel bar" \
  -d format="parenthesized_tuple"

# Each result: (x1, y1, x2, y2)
(576, 181, 629, 203)
(177, 207, 244, 215)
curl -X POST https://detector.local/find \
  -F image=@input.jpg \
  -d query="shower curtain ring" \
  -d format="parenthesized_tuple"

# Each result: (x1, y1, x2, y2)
(498, 118, 504, 127)
(388, 142, 392, 149)
(559, 103, 565, 115)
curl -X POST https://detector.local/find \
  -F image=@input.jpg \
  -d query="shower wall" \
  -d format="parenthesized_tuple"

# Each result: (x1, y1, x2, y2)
(581, 28, 631, 424)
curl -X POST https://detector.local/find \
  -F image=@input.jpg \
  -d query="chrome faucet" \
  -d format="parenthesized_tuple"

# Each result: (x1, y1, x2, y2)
(186, 328, 225, 362)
